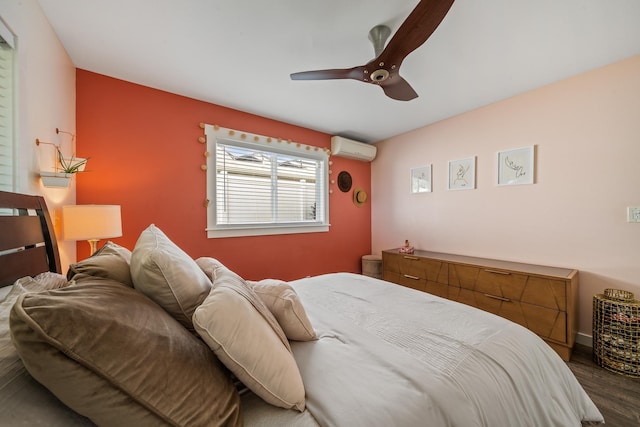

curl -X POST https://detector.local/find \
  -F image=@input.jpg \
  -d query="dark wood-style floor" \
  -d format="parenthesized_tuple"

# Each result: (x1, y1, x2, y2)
(567, 344, 640, 426)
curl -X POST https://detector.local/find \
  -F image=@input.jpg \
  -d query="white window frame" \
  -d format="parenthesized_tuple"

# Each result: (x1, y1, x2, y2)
(0, 18, 16, 192)
(205, 124, 330, 238)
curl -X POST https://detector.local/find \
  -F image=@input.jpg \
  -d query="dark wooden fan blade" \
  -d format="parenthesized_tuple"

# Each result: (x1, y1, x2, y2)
(380, 0, 455, 66)
(290, 1, 454, 100)
(290, 67, 363, 81)
(380, 76, 419, 101)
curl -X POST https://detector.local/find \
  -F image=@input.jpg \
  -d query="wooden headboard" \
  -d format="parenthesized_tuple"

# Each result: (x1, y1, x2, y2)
(0, 190, 61, 288)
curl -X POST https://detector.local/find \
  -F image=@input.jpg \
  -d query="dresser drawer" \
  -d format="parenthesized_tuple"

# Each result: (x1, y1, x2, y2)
(382, 270, 449, 298)
(449, 287, 567, 342)
(449, 264, 567, 312)
(383, 252, 448, 283)
(383, 271, 426, 292)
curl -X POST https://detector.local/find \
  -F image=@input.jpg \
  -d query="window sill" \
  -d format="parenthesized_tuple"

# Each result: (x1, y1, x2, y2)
(206, 224, 330, 239)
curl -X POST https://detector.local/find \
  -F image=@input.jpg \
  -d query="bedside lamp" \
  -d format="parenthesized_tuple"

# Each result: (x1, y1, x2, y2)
(63, 205, 122, 255)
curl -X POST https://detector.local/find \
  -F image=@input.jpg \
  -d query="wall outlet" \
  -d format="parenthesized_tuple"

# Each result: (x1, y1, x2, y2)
(628, 207, 640, 223)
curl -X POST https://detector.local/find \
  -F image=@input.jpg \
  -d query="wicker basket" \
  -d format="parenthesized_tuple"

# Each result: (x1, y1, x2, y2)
(604, 288, 634, 302)
(592, 290, 640, 378)
(362, 255, 382, 279)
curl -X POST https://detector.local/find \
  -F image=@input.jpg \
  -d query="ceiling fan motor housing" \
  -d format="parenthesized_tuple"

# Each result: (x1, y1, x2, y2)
(366, 25, 393, 83)
(368, 68, 390, 83)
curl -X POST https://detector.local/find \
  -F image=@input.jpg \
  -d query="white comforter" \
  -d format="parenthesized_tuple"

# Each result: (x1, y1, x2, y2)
(289, 273, 603, 427)
(0, 272, 603, 426)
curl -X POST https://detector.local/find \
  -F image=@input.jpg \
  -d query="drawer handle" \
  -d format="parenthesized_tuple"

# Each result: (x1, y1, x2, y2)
(403, 256, 419, 261)
(484, 293, 511, 302)
(484, 269, 511, 275)
(403, 274, 420, 280)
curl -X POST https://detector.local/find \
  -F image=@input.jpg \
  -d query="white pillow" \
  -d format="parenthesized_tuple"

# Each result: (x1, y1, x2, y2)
(130, 224, 211, 330)
(247, 279, 316, 342)
(195, 257, 289, 348)
(193, 267, 305, 411)
(195, 257, 227, 283)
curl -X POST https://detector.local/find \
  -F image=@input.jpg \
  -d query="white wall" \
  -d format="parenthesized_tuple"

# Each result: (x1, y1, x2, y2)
(372, 55, 640, 342)
(0, 0, 76, 269)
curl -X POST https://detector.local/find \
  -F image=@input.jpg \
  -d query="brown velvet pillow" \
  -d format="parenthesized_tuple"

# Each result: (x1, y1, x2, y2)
(67, 241, 133, 287)
(10, 278, 241, 427)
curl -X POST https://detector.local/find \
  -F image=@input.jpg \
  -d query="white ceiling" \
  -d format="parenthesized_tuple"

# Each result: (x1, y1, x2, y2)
(38, 0, 640, 143)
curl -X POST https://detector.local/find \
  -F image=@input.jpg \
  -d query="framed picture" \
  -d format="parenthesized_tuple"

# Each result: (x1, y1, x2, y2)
(411, 165, 432, 193)
(448, 156, 476, 190)
(497, 146, 535, 186)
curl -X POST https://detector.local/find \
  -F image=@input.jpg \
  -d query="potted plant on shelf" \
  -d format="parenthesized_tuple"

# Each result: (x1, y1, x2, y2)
(40, 147, 89, 188)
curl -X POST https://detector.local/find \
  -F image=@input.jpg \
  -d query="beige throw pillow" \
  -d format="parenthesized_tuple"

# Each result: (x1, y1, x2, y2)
(195, 257, 289, 349)
(195, 257, 227, 283)
(10, 278, 241, 427)
(247, 279, 316, 341)
(131, 225, 211, 330)
(67, 241, 133, 287)
(193, 266, 305, 411)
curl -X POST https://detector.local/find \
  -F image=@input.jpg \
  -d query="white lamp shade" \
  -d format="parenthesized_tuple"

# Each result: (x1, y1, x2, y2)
(63, 205, 122, 241)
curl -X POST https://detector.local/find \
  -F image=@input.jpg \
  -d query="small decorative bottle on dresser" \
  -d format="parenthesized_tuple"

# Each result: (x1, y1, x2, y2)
(398, 240, 414, 254)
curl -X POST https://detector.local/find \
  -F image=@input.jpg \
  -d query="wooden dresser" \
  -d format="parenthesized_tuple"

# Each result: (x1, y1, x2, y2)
(382, 249, 578, 361)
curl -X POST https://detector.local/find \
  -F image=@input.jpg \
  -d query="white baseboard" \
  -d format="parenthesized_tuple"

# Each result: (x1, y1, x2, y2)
(575, 332, 592, 348)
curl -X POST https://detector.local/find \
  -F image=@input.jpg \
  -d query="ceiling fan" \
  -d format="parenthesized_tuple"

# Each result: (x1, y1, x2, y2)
(290, 0, 455, 101)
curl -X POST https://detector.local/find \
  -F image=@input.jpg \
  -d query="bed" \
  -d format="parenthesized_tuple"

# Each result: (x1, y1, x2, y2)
(0, 190, 604, 426)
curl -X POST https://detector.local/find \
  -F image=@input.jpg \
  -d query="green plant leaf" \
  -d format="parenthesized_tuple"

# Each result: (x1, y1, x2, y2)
(57, 147, 88, 174)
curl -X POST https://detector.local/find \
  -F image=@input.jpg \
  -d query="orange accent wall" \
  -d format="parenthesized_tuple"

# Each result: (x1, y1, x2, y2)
(75, 70, 371, 280)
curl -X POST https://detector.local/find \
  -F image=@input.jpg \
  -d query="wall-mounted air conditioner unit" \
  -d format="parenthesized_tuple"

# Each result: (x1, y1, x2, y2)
(330, 136, 377, 162)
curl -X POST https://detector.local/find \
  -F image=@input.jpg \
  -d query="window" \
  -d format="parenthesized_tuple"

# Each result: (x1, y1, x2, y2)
(205, 125, 329, 238)
(0, 19, 15, 192)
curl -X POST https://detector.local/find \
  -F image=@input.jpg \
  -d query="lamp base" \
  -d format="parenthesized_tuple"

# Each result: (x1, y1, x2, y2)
(87, 239, 100, 256)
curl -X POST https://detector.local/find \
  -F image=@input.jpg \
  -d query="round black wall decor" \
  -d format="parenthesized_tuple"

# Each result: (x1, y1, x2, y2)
(337, 171, 352, 192)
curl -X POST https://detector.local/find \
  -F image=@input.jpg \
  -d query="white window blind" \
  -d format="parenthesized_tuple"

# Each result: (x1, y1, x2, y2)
(205, 125, 329, 238)
(0, 23, 15, 192)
